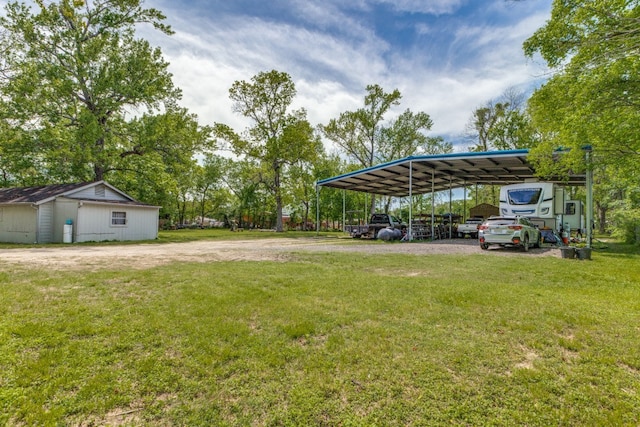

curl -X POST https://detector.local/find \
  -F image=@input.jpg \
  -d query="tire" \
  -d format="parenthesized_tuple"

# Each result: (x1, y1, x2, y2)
(534, 233, 541, 248)
(480, 243, 489, 250)
(522, 235, 529, 252)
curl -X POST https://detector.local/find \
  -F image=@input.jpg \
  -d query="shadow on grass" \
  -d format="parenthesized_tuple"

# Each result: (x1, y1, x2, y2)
(591, 241, 640, 258)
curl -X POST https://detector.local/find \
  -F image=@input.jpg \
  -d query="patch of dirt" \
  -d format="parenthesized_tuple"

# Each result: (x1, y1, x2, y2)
(0, 237, 562, 271)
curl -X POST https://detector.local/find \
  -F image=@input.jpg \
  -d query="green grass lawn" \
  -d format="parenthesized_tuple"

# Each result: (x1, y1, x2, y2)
(1, 237, 639, 426)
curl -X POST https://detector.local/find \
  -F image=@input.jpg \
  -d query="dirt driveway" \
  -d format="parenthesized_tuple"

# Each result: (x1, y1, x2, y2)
(0, 237, 561, 271)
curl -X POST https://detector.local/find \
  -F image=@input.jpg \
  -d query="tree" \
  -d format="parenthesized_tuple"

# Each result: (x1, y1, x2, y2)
(467, 102, 506, 152)
(523, 0, 640, 241)
(312, 154, 363, 232)
(466, 89, 535, 152)
(215, 70, 319, 232)
(523, 0, 640, 174)
(523, 0, 639, 71)
(464, 89, 537, 207)
(287, 135, 326, 231)
(378, 109, 452, 162)
(218, 158, 260, 228)
(323, 84, 445, 214)
(193, 154, 228, 225)
(321, 85, 401, 174)
(0, 0, 181, 182)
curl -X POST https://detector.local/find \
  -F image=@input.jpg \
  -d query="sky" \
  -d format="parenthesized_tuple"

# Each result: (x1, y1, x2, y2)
(142, 0, 553, 153)
(0, 0, 553, 153)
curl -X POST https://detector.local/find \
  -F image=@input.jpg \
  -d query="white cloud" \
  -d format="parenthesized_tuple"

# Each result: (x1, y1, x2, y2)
(372, 0, 464, 15)
(145, 2, 395, 130)
(2, 0, 552, 154)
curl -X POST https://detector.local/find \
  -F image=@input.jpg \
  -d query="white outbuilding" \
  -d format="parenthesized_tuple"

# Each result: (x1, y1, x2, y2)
(0, 181, 160, 244)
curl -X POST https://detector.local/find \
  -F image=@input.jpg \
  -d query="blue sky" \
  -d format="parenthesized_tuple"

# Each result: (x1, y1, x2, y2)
(4, 0, 553, 152)
(143, 0, 553, 152)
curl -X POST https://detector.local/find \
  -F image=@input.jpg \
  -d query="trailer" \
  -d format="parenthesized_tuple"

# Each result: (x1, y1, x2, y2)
(344, 210, 368, 237)
(499, 182, 585, 234)
(346, 212, 405, 239)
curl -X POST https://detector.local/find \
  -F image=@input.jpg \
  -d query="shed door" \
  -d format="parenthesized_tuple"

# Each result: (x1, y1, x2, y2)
(38, 203, 54, 243)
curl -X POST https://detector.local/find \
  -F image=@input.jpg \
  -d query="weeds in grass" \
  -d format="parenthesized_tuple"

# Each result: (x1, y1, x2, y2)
(1, 243, 639, 425)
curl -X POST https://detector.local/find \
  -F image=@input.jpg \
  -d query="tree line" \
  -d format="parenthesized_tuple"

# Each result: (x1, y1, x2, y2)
(0, 0, 638, 242)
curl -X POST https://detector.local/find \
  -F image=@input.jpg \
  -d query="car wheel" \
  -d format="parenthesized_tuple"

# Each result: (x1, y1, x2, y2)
(522, 235, 529, 252)
(480, 243, 489, 250)
(534, 233, 542, 248)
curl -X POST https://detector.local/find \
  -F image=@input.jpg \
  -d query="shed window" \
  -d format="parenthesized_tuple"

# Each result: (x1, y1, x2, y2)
(111, 211, 127, 226)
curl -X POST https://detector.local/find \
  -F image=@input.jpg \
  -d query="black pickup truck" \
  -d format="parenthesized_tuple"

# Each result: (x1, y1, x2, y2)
(349, 213, 406, 239)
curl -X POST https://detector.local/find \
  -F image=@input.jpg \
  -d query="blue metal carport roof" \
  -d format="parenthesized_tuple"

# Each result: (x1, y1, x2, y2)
(316, 149, 586, 196)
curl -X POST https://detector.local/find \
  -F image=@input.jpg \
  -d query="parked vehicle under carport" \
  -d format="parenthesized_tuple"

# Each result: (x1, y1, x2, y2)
(478, 216, 541, 251)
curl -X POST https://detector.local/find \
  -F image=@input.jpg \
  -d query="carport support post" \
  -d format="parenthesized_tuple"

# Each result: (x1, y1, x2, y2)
(449, 176, 453, 239)
(409, 160, 413, 241)
(585, 147, 594, 249)
(342, 190, 346, 233)
(315, 183, 320, 235)
(431, 169, 435, 240)
(463, 184, 467, 223)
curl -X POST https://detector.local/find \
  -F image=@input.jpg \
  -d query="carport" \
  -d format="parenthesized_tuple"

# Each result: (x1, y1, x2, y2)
(315, 149, 594, 247)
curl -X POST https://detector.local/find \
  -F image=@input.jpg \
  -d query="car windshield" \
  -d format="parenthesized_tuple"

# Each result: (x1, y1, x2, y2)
(507, 188, 542, 205)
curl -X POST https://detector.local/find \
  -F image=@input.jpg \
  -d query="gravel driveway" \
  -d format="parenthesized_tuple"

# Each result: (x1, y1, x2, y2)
(0, 237, 561, 271)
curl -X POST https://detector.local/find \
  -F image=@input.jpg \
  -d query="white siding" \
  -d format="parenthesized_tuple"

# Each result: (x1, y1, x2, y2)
(75, 204, 158, 243)
(52, 199, 79, 243)
(0, 205, 37, 243)
(68, 183, 129, 202)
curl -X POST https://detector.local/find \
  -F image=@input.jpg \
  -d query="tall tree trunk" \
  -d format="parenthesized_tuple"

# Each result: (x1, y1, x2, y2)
(94, 164, 104, 181)
(303, 201, 309, 231)
(384, 196, 392, 213)
(274, 166, 284, 232)
(596, 201, 607, 234)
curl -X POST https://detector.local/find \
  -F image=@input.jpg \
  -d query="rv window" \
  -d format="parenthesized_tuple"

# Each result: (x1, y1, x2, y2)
(507, 188, 542, 205)
(565, 202, 576, 215)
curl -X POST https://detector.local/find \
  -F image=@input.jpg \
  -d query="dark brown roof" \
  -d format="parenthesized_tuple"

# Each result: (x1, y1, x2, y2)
(0, 183, 93, 204)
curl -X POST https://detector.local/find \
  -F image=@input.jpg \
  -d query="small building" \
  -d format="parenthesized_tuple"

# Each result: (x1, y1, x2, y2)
(0, 181, 160, 244)
(469, 203, 499, 219)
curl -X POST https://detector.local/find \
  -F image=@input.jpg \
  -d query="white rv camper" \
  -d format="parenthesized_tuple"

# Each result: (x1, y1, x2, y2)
(499, 182, 584, 233)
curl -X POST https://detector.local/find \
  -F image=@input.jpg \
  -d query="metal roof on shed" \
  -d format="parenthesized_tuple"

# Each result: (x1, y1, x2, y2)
(317, 149, 586, 197)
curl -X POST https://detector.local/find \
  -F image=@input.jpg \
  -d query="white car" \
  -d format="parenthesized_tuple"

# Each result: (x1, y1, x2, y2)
(478, 216, 541, 251)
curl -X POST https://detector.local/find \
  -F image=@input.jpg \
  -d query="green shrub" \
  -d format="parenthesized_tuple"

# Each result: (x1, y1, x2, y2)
(611, 207, 640, 245)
